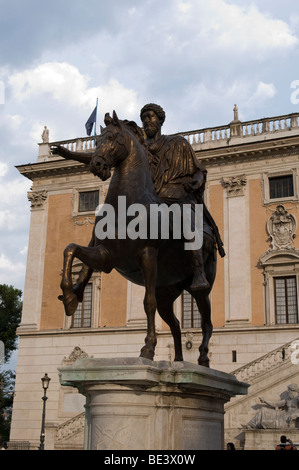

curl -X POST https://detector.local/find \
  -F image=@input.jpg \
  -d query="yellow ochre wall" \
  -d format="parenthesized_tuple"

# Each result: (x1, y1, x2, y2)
(40, 178, 299, 331)
(40, 193, 127, 330)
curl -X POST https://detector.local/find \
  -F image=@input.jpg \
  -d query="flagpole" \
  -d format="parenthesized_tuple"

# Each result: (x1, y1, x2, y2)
(94, 98, 98, 136)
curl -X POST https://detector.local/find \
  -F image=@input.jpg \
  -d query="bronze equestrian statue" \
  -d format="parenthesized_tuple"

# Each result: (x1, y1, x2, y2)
(52, 104, 225, 367)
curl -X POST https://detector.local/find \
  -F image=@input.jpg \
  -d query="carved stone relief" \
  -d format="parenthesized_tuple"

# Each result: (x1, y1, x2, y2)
(221, 175, 247, 197)
(62, 346, 90, 365)
(267, 205, 297, 251)
(27, 190, 48, 209)
(73, 216, 95, 228)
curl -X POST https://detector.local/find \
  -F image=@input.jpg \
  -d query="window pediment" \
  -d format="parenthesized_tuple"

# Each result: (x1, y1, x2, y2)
(260, 249, 299, 267)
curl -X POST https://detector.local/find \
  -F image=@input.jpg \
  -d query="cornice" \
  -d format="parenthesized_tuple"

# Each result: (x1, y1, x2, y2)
(16, 133, 299, 182)
(16, 158, 90, 181)
(195, 134, 299, 166)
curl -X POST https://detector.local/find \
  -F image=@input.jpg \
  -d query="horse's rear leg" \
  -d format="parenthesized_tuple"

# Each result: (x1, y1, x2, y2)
(156, 286, 183, 362)
(61, 243, 112, 317)
(189, 289, 213, 367)
(139, 246, 158, 361)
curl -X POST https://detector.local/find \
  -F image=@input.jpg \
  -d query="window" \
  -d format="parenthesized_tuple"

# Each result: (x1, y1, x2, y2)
(71, 283, 93, 328)
(262, 171, 298, 205)
(274, 276, 298, 324)
(269, 175, 294, 199)
(182, 291, 201, 328)
(78, 190, 99, 212)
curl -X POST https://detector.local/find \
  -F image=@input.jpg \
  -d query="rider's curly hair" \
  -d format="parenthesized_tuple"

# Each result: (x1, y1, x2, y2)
(140, 103, 166, 126)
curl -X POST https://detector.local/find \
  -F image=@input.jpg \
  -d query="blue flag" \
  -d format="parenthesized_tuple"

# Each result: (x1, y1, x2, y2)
(85, 105, 97, 136)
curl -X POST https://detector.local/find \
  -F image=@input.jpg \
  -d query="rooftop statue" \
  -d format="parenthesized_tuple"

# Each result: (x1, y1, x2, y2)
(52, 104, 225, 366)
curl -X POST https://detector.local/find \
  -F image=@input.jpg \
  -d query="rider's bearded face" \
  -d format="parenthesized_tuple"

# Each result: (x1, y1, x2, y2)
(142, 110, 161, 138)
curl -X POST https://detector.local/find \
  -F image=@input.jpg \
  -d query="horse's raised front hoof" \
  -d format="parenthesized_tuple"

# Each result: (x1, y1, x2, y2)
(63, 294, 79, 317)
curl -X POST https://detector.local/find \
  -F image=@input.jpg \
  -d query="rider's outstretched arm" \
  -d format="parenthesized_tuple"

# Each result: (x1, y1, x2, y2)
(51, 145, 94, 165)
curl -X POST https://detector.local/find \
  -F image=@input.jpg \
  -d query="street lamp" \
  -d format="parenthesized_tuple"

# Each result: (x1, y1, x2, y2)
(39, 373, 51, 450)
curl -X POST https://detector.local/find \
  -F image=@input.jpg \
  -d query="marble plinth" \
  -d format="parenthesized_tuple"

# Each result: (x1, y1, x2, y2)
(59, 357, 248, 451)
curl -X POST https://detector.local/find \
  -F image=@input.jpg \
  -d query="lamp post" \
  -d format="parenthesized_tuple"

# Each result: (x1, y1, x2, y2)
(39, 373, 51, 450)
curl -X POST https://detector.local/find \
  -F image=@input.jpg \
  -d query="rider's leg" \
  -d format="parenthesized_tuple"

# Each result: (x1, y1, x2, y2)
(186, 199, 209, 291)
(190, 248, 210, 291)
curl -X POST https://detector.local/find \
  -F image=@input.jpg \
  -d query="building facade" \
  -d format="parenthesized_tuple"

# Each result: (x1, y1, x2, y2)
(10, 108, 299, 450)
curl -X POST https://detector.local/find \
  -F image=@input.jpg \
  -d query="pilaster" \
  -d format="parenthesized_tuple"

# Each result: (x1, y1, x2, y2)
(18, 190, 48, 331)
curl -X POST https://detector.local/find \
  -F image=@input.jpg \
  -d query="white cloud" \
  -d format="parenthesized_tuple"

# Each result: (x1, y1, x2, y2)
(5, 61, 141, 144)
(0, 162, 8, 177)
(246, 81, 277, 109)
(0, 253, 25, 271)
(178, 1, 192, 13)
(174, 77, 278, 131)
(172, 0, 298, 59)
(9, 62, 91, 106)
(0, 253, 26, 287)
(20, 246, 28, 256)
(8, 62, 140, 118)
(211, 1, 297, 50)
(0, 176, 30, 206)
(0, 210, 20, 231)
(0, 113, 24, 135)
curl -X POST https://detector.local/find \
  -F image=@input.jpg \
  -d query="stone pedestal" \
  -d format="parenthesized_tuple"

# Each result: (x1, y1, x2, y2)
(59, 358, 248, 451)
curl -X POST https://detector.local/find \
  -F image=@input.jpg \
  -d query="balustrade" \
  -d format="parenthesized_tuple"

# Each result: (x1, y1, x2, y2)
(232, 339, 296, 383)
(178, 111, 299, 148)
(42, 111, 299, 159)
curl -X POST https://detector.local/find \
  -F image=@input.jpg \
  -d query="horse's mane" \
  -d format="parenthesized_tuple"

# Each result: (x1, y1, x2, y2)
(101, 112, 150, 161)
(122, 119, 145, 146)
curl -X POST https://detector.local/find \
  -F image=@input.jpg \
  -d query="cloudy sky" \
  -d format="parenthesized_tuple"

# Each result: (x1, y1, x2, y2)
(0, 0, 299, 293)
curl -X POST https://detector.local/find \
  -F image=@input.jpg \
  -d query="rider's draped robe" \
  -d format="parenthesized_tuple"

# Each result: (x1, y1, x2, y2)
(146, 134, 206, 203)
(145, 134, 225, 256)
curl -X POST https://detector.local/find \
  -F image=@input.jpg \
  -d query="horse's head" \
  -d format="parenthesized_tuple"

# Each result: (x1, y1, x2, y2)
(89, 111, 144, 180)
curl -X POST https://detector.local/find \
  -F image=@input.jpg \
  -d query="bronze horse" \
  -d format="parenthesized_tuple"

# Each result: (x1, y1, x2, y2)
(52, 111, 217, 366)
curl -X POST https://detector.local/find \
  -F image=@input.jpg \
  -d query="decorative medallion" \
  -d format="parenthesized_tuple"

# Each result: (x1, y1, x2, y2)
(267, 204, 297, 250)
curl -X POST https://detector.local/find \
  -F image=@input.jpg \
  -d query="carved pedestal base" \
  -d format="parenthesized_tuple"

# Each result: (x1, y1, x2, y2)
(59, 357, 248, 451)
